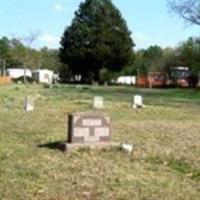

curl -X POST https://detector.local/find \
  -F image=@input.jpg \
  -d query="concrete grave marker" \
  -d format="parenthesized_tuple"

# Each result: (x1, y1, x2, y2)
(68, 112, 111, 144)
(93, 96, 104, 109)
(24, 96, 35, 111)
(121, 143, 133, 154)
(132, 95, 145, 108)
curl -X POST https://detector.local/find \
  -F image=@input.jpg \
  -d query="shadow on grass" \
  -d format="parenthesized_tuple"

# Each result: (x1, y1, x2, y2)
(38, 141, 67, 152)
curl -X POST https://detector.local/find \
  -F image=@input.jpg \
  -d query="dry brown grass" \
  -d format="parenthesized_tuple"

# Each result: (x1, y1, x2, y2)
(0, 84, 200, 199)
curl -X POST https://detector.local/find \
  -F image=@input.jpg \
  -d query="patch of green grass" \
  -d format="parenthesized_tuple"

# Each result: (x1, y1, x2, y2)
(168, 158, 192, 174)
(192, 171, 200, 181)
(146, 156, 200, 182)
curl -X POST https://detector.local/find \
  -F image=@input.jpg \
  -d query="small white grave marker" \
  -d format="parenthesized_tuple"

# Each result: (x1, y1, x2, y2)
(93, 96, 104, 109)
(132, 95, 145, 108)
(24, 96, 35, 111)
(121, 143, 133, 154)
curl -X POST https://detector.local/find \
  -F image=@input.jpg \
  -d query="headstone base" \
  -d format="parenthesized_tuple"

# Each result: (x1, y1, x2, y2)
(132, 104, 145, 109)
(65, 142, 119, 152)
(132, 95, 145, 109)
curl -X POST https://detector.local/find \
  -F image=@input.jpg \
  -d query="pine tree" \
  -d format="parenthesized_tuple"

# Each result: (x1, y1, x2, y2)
(59, 0, 134, 82)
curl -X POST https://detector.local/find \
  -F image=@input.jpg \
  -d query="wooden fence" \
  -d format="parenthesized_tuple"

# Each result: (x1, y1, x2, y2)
(0, 76, 12, 84)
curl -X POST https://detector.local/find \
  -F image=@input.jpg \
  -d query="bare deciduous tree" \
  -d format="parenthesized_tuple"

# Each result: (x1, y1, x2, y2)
(12, 31, 40, 83)
(169, 0, 200, 26)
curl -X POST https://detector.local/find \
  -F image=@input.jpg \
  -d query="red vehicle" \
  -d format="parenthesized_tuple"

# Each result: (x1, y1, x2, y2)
(137, 67, 192, 88)
(137, 72, 168, 88)
(169, 66, 191, 87)
(148, 72, 168, 88)
(137, 76, 148, 87)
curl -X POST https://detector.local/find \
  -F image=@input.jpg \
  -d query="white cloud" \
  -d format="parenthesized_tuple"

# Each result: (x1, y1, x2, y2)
(53, 3, 65, 12)
(132, 32, 149, 50)
(134, 32, 147, 43)
(39, 34, 60, 49)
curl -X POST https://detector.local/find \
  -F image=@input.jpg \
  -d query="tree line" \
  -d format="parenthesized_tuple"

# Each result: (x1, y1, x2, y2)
(1, 35, 199, 82)
(122, 37, 200, 77)
(0, 36, 62, 74)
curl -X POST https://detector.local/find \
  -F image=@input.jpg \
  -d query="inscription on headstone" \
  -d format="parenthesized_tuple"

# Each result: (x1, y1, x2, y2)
(68, 112, 111, 143)
(93, 96, 104, 109)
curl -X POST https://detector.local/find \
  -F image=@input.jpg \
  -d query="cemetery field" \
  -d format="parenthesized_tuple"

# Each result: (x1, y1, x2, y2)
(0, 84, 200, 200)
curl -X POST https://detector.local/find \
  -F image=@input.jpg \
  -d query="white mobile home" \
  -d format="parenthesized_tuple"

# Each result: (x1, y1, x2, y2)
(6, 68, 32, 79)
(32, 69, 53, 84)
(116, 76, 136, 85)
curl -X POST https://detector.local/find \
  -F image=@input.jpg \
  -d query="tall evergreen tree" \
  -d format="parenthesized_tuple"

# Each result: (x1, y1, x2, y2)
(59, 0, 134, 82)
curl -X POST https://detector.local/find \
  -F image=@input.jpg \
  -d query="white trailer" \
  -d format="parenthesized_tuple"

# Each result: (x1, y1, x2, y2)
(32, 69, 53, 84)
(6, 68, 32, 79)
(116, 76, 136, 85)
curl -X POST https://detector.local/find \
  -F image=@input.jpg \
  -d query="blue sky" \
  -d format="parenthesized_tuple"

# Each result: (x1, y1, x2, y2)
(0, 0, 199, 50)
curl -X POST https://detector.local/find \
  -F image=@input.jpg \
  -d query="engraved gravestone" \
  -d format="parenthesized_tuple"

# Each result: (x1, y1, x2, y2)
(68, 112, 111, 144)
(93, 96, 104, 109)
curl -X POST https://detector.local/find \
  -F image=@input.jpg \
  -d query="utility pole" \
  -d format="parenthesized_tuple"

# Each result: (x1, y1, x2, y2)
(23, 62, 27, 83)
(0, 58, 6, 77)
(3, 59, 6, 76)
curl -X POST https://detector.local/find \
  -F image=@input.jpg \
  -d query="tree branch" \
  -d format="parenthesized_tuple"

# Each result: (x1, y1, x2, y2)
(169, 0, 200, 26)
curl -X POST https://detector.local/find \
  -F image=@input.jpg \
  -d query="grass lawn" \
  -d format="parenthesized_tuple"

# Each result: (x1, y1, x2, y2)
(0, 84, 200, 200)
